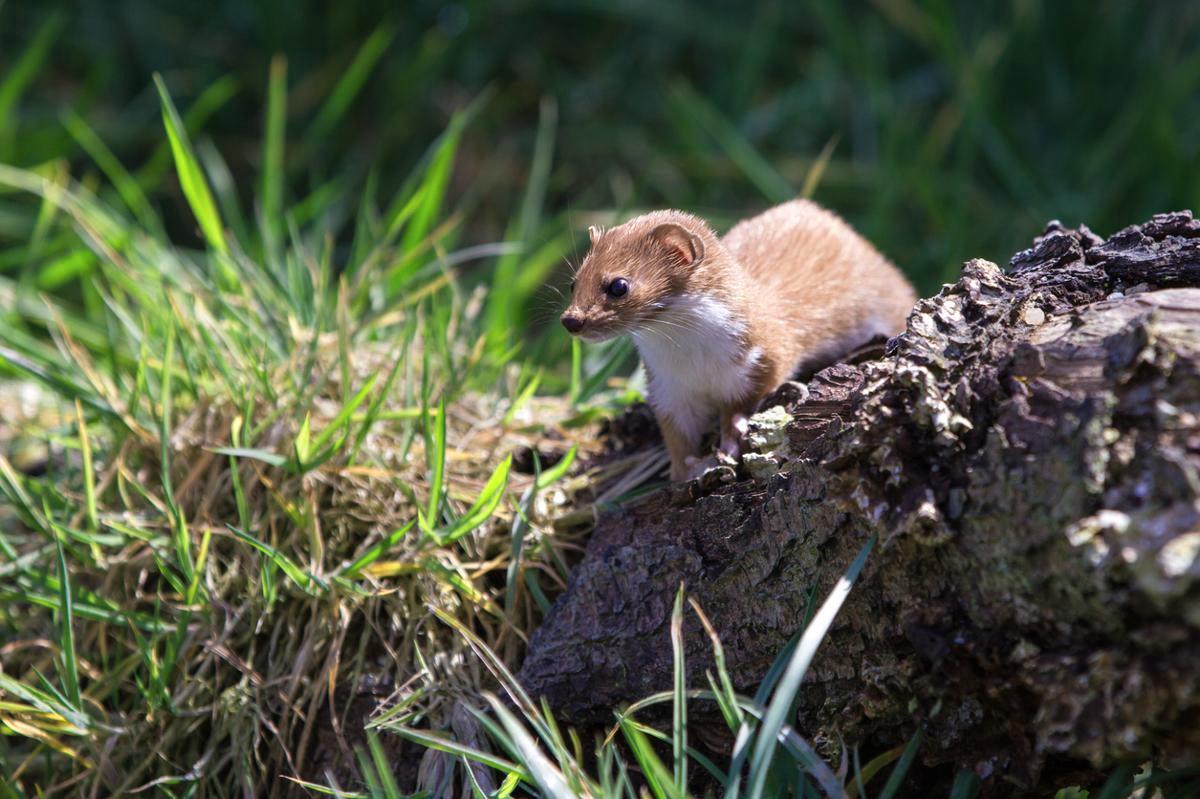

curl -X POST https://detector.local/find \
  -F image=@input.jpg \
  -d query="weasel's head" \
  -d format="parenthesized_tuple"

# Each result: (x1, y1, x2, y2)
(561, 211, 714, 342)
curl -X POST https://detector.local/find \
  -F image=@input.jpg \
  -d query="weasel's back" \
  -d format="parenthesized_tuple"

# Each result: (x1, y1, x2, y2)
(722, 199, 915, 329)
(722, 199, 916, 374)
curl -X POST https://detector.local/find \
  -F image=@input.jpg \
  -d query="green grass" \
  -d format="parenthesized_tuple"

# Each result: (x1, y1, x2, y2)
(0, 65, 613, 794)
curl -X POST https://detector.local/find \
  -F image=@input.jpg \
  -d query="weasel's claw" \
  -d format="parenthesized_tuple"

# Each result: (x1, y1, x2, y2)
(687, 455, 738, 485)
(685, 454, 721, 481)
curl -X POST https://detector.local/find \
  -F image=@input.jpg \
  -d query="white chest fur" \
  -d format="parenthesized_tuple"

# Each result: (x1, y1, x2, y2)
(632, 293, 761, 439)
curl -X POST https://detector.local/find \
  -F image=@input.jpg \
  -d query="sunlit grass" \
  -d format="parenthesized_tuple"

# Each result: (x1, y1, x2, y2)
(0, 63, 624, 794)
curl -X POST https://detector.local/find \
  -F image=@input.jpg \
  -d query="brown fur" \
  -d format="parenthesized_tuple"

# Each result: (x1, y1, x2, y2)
(562, 199, 917, 480)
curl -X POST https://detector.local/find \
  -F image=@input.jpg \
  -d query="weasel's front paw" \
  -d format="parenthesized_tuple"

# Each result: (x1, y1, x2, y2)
(682, 454, 716, 481)
(685, 454, 736, 486)
(669, 454, 736, 504)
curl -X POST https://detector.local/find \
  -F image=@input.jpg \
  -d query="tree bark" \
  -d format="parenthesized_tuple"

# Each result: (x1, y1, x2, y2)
(516, 212, 1200, 793)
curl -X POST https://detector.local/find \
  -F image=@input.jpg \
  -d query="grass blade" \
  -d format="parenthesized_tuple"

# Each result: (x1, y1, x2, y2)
(439, 454, 512, 544)
(61, 108, 156, 228)
(846, 741, 907, 799)
(293, 413, 312, 465)
(502, 368, 542, 427)
(523, 569, 552, 614)
(54, 534, 82, 710)
(949, 768, 981, 799)
(430, 608, 542, 727)
(305, 23, 396, 147)
(668, 80, 793, 204)
(311, 373, 379, 453)
(671, 584, 687, 795)
(154, 74, 228, 254)
(576, 338, 635, 406)
(340, 520, 416, 578)
(1095, 762, 1138, 799)
(612, 688, 834, 796)
(366, 731, 402, 799)
(568, 338, 582, 405)
(137, 74, 238, 186)
(353, 744, 385, 798)
(535, 445, 576, 491)
(505, 446, 576, 613)
(618, 716, 685, 799)
(877, 728, 922, 799)
(486, 96, 557, 357)
(261, 54, 287, 254)
(740, 536, 876, 799)
(281, 777, 367, 798)
(210, 446, 288, 468)
(0, 10, 64, 153)
(156, 320, 195, 585)
(424, 398, 446, 531)
(690, 597, 743, 729)
(800, 136, 839, 200)
(74, 400, 99, 538)
(229, 525, 328, 595)
(485, 695, 575, 799)
(617, 717, 727, 788)
(385, 723, 525, 776)
(396, 125, 461, 276)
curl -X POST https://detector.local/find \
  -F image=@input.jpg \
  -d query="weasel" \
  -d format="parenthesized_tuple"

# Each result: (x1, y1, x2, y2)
(561, 199, 917, 481)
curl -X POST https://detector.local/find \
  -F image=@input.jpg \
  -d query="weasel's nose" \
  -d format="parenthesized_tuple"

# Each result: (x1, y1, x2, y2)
(561, 314, 584, 334)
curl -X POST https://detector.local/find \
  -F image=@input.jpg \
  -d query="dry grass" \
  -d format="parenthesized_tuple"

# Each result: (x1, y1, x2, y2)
(0, 281, 641, 795)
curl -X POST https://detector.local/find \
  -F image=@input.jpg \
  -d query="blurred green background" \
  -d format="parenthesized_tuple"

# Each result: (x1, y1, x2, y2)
(3, 0, 1199, 299)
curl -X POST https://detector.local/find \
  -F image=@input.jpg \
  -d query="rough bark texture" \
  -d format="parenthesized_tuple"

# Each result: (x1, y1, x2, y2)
(517, 212, 1200, 793)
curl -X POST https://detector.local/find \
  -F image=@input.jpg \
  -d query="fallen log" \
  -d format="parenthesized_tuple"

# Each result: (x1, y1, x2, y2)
(516, 212, 1200, 793)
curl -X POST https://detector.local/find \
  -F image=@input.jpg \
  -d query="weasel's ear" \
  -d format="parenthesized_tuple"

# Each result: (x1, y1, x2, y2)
(587, 225, 604, 246)
(649, 223, 705, 266)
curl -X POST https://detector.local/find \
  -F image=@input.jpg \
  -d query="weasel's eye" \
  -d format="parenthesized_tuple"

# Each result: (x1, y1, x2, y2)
(606, 278, 629, 298)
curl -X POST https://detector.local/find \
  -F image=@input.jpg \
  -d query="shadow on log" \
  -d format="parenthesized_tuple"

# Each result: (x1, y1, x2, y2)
(516, 212, 1200, 793)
